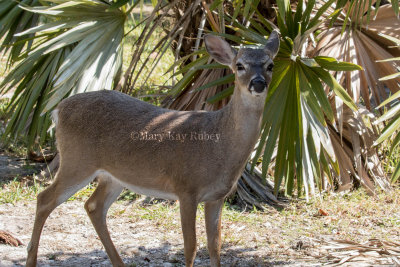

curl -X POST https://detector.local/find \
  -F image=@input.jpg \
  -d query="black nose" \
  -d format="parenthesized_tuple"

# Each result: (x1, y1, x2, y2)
(250, 78, 267, 93)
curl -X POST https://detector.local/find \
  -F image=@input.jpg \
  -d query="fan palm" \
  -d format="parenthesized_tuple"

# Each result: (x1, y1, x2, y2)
(0, 0, 40, 64)
(313, 1, 400, 110)
(0, 0, 126, 150)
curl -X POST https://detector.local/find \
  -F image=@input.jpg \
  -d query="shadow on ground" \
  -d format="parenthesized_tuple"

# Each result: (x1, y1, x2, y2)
(0, 152, 44, 183)
(6, 242, 294, 267)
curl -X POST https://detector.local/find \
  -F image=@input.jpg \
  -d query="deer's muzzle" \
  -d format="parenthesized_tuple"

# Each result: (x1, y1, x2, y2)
(249, 78, 267, 94)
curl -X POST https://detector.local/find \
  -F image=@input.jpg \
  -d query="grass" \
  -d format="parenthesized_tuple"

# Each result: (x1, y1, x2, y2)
(0, 177, 43, 204)
(279, 187, 400, 242)
(102, 186, 400, 256)
(381, 137, 400, 181)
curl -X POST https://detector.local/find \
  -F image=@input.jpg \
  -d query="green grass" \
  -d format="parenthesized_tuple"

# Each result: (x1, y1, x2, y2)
(67, 183, 97, 201)
(381, 137, 400, 181)
(0, 178, 43, 204)
(0, 180, 134, 204)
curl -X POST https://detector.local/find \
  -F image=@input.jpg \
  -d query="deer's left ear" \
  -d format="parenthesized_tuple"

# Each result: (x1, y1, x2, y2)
(204, 34, 237, 66)
(264, 30, 280, 59)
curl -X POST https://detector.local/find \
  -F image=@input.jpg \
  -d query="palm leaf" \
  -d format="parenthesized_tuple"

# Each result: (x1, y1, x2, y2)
(1, 0, 126, 150)
(314, 2, 400, 111)
(0, 0, 40, 65)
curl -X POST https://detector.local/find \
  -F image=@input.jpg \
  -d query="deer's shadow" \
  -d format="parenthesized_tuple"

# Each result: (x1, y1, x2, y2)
(12, 242, 294, 266)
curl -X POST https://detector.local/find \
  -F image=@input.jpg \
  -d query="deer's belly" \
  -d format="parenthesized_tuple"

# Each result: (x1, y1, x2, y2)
(122, 182, 179, 200)
(104, 171, 179, 200)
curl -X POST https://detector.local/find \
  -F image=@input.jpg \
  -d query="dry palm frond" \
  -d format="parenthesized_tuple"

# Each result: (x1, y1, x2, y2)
(313, 3, 400, 110)
(307, 1, 397, 194)
(0, 230, 23, 247)
(118, 0, 205, 94)
(164, 67, 232, 111)
(315, 238, 400, 265)
(328, 103, 391, 193)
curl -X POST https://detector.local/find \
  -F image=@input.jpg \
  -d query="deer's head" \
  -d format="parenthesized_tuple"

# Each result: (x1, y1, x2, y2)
(204, 31, 280, 97)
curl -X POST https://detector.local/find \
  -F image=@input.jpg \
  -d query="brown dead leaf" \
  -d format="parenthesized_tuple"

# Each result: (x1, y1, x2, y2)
(0, 230, 23, 247)
(319, 209, 329, 216)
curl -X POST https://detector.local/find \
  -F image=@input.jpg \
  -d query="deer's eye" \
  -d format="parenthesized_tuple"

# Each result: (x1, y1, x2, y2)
(267, 63, 274, 72)
(236, 63, 245, 71)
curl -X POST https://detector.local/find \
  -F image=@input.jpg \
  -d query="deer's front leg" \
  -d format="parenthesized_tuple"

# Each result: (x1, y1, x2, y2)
(205, 199, 224, 267)
(179, 196, 198, 267)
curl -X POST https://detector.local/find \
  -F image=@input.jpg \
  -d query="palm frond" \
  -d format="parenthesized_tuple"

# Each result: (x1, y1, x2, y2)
(0, 0, 40, 65)
(314, 2, 400, 110)
(0, 0, 126, 150)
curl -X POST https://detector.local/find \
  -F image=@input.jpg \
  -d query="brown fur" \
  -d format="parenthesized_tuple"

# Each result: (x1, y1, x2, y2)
(26, 31, 280, 267)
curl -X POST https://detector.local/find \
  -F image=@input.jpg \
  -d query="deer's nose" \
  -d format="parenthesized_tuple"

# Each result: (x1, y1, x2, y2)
(250, 78, 267, 93)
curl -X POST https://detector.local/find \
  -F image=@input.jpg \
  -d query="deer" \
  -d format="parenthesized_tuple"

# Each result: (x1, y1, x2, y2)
(26, 31, 280, 267)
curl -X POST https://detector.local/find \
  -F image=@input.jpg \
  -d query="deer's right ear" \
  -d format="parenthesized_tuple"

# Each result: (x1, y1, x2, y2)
(264, 30, 280, 59)
(204, 34, 236, 66)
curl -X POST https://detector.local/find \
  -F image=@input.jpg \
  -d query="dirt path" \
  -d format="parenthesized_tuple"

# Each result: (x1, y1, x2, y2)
(1, 186, 400, 267)
(0, 199, 318, 267)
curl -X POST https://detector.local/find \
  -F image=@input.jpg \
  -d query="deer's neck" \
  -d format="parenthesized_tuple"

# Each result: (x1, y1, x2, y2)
(218, 85, 265, 162)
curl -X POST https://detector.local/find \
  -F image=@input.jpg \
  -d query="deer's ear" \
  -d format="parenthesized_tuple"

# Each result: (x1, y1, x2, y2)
(204, 34, 236, 66)
(264, 30, 280, 59)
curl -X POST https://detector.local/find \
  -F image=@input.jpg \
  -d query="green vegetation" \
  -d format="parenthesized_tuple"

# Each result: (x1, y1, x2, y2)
(0, 178, 43, 204)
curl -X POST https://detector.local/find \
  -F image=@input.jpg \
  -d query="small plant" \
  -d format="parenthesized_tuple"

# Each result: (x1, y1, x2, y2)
(0, 177, 43, 204)
(118, 189, 139, 201)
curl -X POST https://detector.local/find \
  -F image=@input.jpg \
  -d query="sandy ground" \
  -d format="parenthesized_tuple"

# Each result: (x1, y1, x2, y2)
(1, 187, 400, 267)
(0, 201, 310, 266)
(0, 199, 319, 267)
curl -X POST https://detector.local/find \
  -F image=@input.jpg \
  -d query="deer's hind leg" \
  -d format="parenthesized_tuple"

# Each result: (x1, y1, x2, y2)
(26, 163, 98, 267)
(84, 175, 124, 267)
